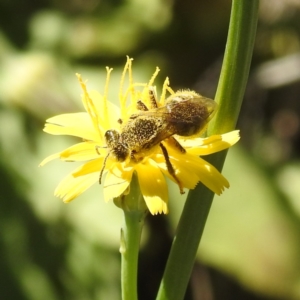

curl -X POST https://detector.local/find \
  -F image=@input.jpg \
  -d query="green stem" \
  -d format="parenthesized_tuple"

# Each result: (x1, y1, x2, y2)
(156, 1, 259, 300)
(208, 0, 259, 135)
(121, 210, 144, 300)
(119, 175, 146, 300)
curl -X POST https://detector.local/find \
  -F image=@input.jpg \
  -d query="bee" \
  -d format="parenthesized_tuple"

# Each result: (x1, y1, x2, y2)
(99, 88, 217, 194)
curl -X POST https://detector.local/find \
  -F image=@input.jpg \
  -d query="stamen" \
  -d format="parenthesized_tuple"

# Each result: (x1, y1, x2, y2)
(160, 77, 171, 105)
(76, 73, 102, 137)
(128, 57, 134, 100)
(124, 83, 146, 108)
(148, 67, 160, 87)
(103, 67, 113, 126)
(166, 86, 175, 95)
(119, 56, 133, 118)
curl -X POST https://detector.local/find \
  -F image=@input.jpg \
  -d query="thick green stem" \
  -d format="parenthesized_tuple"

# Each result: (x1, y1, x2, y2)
(208, 0, 259, 135)
(156, 1, 259, 300)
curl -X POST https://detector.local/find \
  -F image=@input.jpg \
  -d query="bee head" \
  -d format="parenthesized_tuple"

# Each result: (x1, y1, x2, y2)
(104, 130, 129, 162)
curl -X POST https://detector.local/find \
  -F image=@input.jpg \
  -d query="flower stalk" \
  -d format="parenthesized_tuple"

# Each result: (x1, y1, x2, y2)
(119, 175, 146, 300)
(156, 1, 259, 300)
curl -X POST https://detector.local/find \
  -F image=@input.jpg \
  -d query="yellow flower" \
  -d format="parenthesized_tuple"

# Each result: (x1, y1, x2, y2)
(40, 57, 240, 215)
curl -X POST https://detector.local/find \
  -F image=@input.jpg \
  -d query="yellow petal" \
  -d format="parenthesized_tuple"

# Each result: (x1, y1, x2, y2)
(72, 158, 104, 177)
(103, 170, 132, 202)
(177, 153, 229, 195)
(220, 130, 240, 144)
(60, 142, 101, 161)
(155, 152, 229, 195)
(135, 160, 168, 215)
(154, 154, 199, 190)
(55, 170, 99, 203)
(106, 101, 122, 129)
(190, 157, 229, 195)
(108, 161, 133, 178)
(39, 152, 60, 166)
(44, 112, 101, 141)
(180, 135, 221, 147)
(40, 142, 102, 167)
(183, 130, 240, 156)
(88, 91, 121, 130)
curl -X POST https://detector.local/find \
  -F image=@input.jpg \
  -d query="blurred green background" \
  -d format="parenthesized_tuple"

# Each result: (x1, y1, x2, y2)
(1, 0, 300, 299)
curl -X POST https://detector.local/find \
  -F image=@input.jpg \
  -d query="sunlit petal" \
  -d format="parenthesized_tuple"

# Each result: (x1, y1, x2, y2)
(155, 151, 229, 195)
(103, 171, 132, 202)
(154, 154, 199, 190)
(108, 161, 133, 178)
(88, 90, 121, 130)
(182, 131, 240, 155)
(55, 171, 99, 203)
(44, 112, 100, 141)
(135, 160, 168, 215)
(72, 158, 104, 177)
(60, 142, 102, 161)
(39, 152, 60, 166)
(190, 158, 229, 195)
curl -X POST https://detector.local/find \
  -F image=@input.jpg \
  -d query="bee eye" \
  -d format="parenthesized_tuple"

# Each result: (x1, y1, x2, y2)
(105, 130, 120, 142)
(104, 130, 128, 162)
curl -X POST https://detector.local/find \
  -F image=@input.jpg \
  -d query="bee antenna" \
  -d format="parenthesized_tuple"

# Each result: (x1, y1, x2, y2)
(99, 151, 110, 184)
(95, 145, 107, 155)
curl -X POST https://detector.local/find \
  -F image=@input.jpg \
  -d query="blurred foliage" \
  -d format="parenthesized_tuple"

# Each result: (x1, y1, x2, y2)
(1, 0, 300, 299)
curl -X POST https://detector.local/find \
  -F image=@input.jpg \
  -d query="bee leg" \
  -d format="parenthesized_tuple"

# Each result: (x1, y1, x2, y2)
(95, 145, 101, 155)
(136, 87, 158, 110)
(95, 145, 107, 155)
(136, 87, 158, 111)
(148, 87, 158, 109)
(167, 137, 186, 154)
(99, 151, 110, 184)
(136, 100, 149, 111)
(159, 142, 185, 194)
(96, 144, 109, 184)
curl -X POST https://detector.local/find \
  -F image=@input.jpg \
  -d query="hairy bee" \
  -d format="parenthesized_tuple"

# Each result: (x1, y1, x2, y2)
(100, 89, 217, 193)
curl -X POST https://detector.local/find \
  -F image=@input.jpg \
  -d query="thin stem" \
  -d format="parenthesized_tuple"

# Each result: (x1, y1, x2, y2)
(119, 175, 146, 300)
(156, 1, 259, 300)
(121, 210, 144, 300)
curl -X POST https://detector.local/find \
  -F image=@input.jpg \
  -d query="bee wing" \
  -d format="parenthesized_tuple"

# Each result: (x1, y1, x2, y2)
(164, 97, 217, 136)
(124, 108, 176, 150)
(139, 113, 177, 146)
(129, 106, 169, 119)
